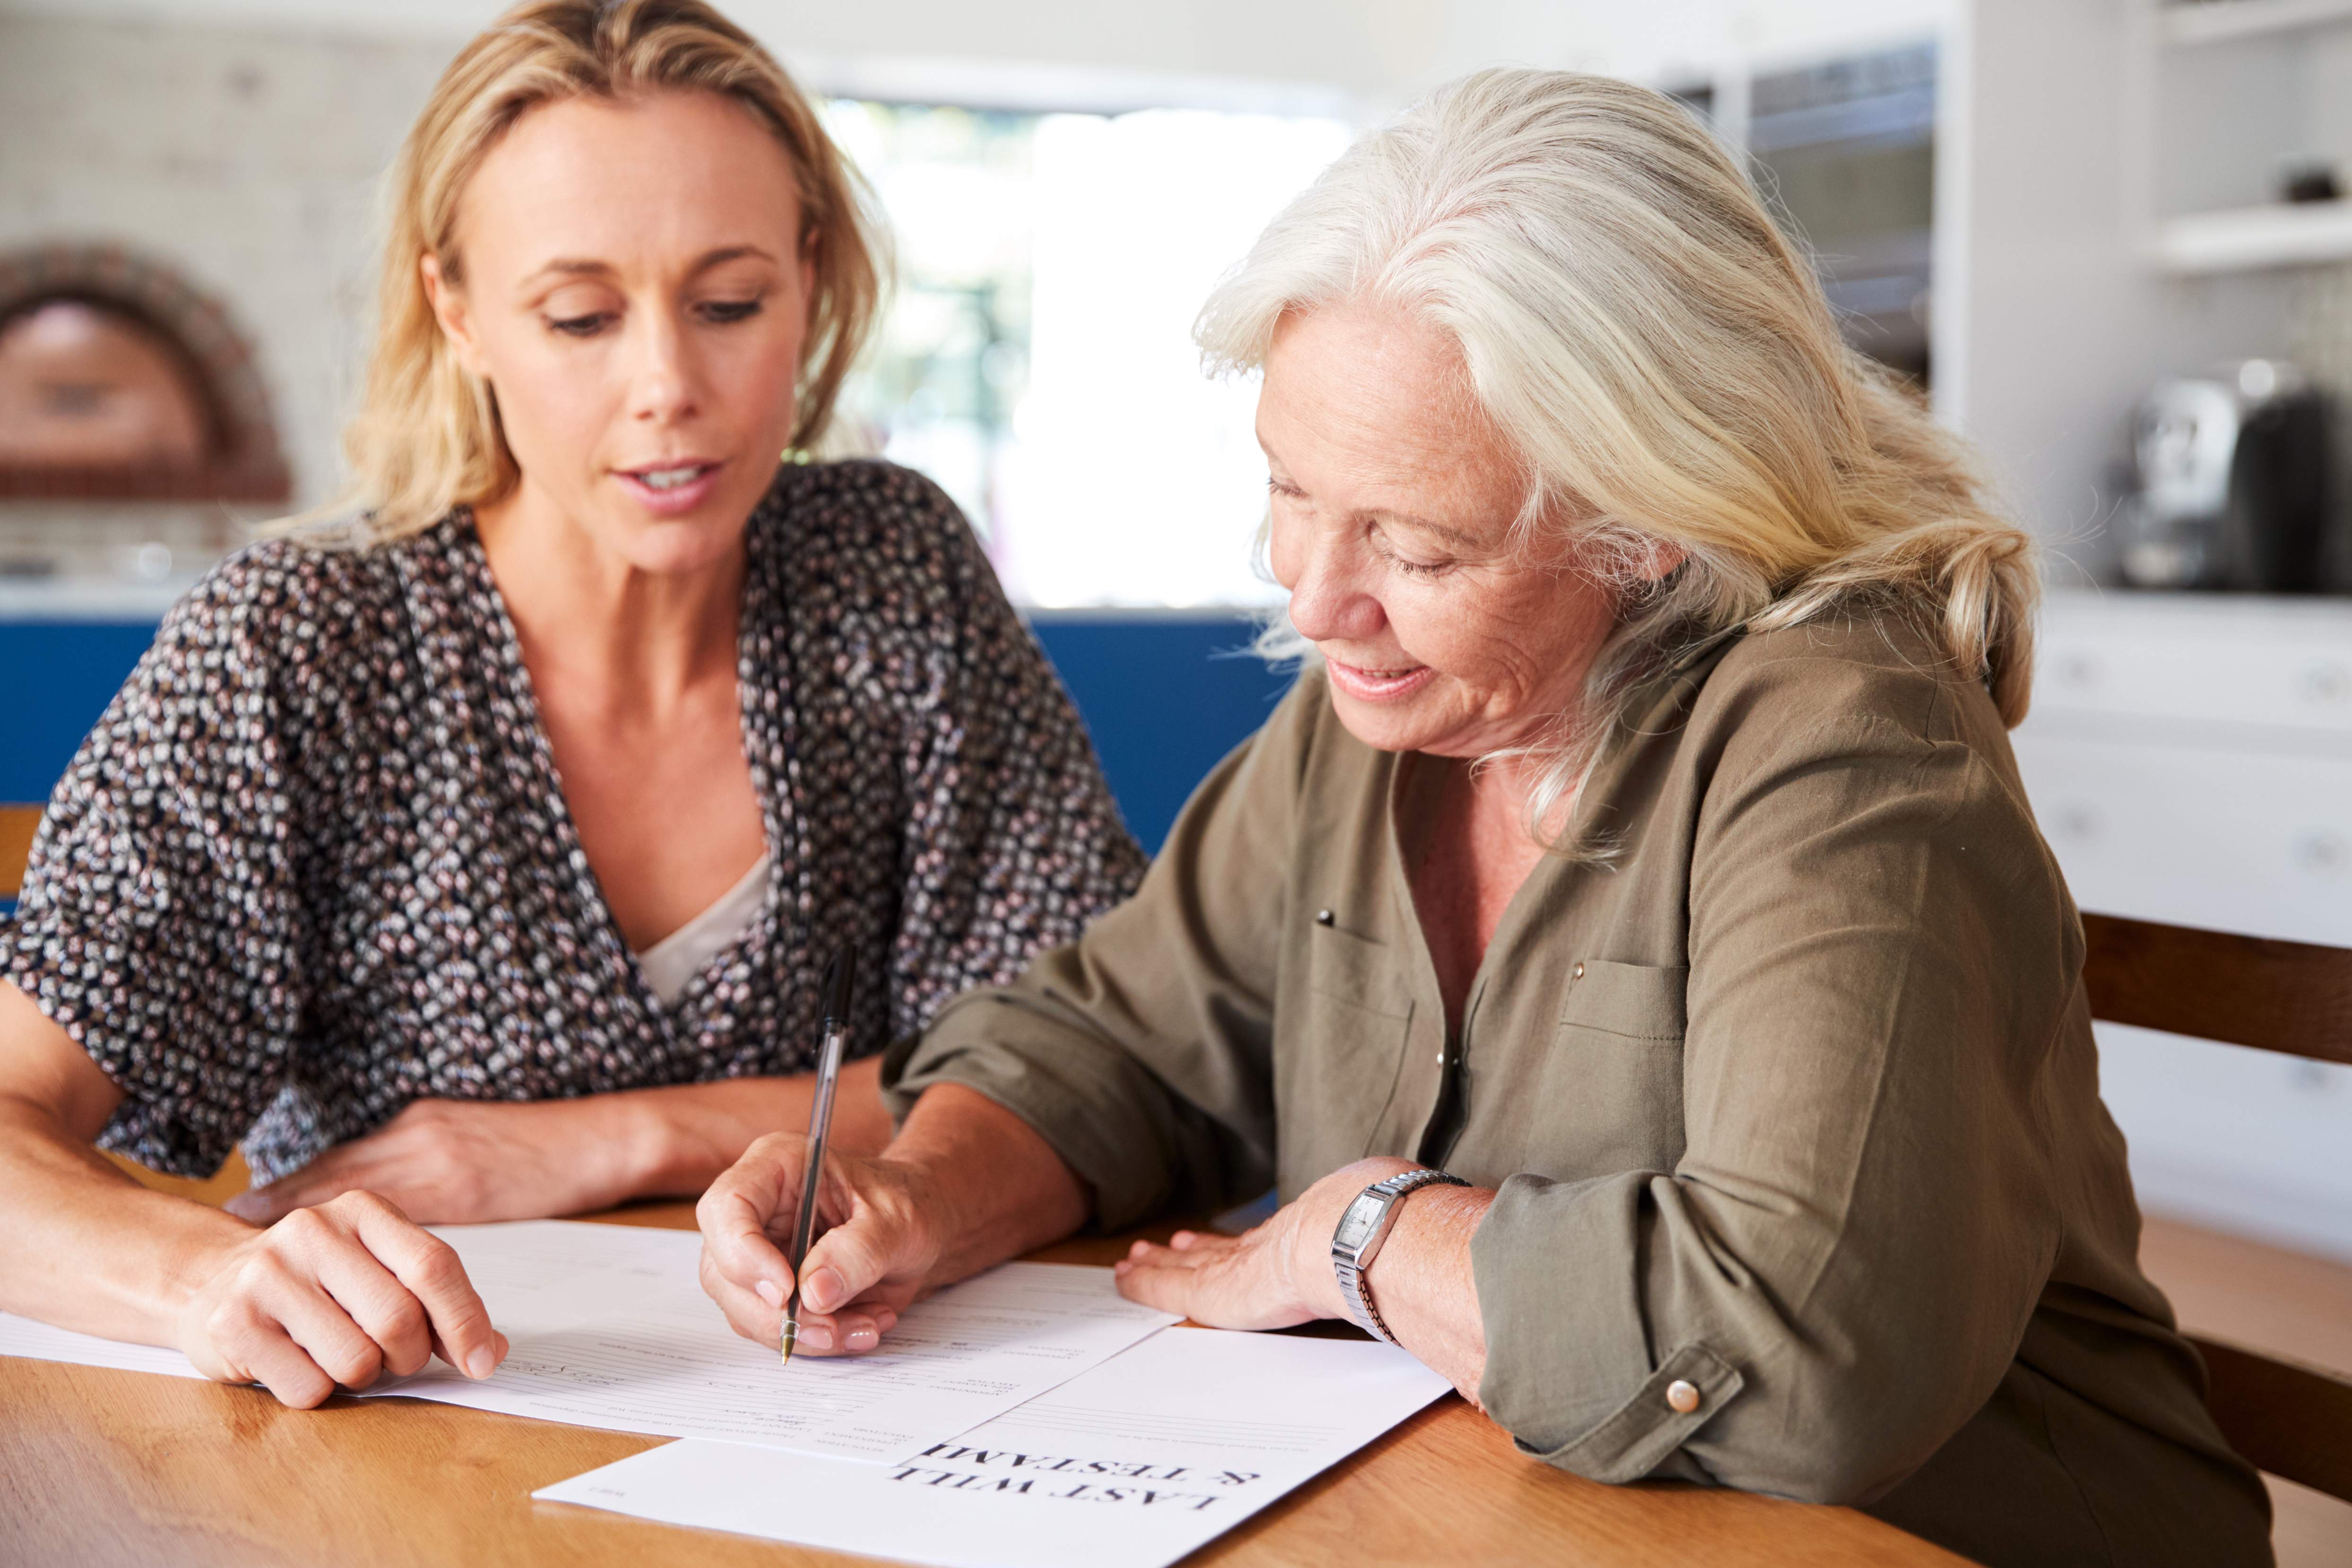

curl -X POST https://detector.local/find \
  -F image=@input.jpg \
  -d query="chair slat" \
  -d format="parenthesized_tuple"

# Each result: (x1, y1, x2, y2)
(0, 804, 41, 900)
(2188, 1334, 2352, 1504)
(2079, 912, 2352, 1066)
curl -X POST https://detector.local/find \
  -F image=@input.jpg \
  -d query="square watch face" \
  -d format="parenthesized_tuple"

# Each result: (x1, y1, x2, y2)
(1334, 1198, 1383, 1252)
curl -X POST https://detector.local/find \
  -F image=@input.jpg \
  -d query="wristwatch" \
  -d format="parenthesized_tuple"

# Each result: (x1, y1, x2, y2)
(1331, 1169, 1468, 1344)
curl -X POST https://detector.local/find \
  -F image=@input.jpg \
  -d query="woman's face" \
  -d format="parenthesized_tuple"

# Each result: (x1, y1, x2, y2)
(425, 89, 813, 575)
(1260, 299, 1621, 761)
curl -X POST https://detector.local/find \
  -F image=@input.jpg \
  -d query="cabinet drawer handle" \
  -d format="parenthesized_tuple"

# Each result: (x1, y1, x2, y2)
(2298, 662, 2351, 706)
(2293, 831, 2348, 875)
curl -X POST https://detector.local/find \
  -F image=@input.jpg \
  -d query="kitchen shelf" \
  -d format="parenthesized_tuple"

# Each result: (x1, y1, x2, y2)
(2154, 199, 2352, 272)
(2162, 0, 2352, 45)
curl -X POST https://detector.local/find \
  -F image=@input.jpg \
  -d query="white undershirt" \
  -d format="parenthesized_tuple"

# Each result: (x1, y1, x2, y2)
(631, 856, 771, 1007)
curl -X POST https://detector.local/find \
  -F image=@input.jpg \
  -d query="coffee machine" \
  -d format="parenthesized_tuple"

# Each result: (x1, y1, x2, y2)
(2116, 359, 2335, 592)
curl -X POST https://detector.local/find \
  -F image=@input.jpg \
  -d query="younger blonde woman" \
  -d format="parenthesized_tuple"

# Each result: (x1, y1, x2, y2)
(699, 69, 2274, 1568)
(0, 0, 1140, 1406)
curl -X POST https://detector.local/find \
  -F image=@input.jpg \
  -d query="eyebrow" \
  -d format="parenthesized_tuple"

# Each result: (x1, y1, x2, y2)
(522, 244, 779, 287)
(1375, 510, 1486, 552)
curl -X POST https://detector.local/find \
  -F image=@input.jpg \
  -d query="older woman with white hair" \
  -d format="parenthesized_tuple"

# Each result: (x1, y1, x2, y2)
(699, 70, 2272, 1567)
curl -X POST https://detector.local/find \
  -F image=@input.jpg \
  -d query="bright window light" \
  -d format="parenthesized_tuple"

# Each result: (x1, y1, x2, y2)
(825, 100, 1351, 608)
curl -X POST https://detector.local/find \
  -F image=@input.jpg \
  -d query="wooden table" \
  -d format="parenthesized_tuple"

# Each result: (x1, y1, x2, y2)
(0, 1203, 1968, 1567)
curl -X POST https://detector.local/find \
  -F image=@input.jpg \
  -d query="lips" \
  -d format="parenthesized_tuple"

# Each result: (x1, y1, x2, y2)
(614, 459, 722, 516)
(1325, 657, 1436, 702)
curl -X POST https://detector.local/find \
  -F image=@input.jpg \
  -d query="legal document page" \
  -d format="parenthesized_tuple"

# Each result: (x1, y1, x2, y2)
(536, 1325, 1454, 1568)
(0, 1220, 1176, 1464)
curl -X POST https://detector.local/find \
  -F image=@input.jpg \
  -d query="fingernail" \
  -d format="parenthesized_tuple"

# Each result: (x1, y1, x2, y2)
(465, 1348, 495, 1379)
(803, 1323, 834, 1351)
(847, 1325, 877, 1349)
(876, 1308, 898, 1331)
(808, 1267, 844, 1312)
(755, 1279, 784, 1308)
(1113, 1260, 1130, 1274)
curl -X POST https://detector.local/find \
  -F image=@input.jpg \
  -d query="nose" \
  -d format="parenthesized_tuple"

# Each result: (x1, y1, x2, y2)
(1275, 517, 1386, 648)
(626, 306, 702, 427)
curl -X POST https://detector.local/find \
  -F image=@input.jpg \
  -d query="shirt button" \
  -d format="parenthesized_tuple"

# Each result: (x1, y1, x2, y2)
(1315, 909, 1335, 926)
(1666, 1379, 1701, 1414)
(1572, 961, 1586, 980)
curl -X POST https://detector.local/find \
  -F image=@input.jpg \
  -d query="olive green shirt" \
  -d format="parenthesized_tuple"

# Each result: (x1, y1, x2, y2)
(887, 612, 2272, 1568)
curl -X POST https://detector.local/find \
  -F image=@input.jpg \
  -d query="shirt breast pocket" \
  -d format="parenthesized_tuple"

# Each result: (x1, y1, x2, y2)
(1276, 920, 1417, 1182)
(1523, 960, 1689, 1178)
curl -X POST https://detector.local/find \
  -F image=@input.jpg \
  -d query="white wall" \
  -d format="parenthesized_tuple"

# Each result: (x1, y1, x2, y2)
(0, 11, 461, 570)
(1936, 0, 2303, 581)
(1, 0, 1951, 111)
(0, 0, 1952, 568)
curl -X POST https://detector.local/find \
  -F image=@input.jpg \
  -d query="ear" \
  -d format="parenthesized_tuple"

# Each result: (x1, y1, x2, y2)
(1633, 538, 1687, 583)
(419, 252, 489, 379)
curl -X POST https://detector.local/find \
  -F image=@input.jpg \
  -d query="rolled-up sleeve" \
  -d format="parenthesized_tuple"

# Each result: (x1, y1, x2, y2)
(1473, 656, 2075, 1504)
(885, 672, 1314, 1228)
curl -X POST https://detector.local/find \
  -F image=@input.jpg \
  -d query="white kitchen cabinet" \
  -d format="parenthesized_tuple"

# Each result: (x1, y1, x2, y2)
(2012, 590, 2352, 1259)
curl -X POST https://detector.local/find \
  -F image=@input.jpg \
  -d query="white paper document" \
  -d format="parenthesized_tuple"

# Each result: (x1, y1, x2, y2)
(0, 1313, 209, 1381)
(0, 1220, 1176, 1464)
(535, 1325, 1454, 1568)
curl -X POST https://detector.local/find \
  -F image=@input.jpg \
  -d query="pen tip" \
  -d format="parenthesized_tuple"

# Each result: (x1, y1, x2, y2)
(780, 1321, 796, 1367)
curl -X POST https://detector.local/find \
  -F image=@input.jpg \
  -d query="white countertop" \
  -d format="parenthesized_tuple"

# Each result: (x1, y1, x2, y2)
(4, 574, 2349, 629)
(0, 575, 1276, 625)
(0, 576, 201, 622)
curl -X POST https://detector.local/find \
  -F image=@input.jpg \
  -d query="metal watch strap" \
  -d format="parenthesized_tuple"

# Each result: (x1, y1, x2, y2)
(1332, 1169, 1468, 1344)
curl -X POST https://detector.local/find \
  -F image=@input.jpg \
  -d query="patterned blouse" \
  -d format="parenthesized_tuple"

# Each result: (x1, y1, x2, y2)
(3, 461, 1147, 1185)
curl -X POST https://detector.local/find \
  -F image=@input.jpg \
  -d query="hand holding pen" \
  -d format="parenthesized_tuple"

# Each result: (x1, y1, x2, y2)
(698, 943, 1076, 1360)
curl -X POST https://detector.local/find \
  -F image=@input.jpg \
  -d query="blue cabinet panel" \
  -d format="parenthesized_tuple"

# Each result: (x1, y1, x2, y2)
(0, 622, 159, 803)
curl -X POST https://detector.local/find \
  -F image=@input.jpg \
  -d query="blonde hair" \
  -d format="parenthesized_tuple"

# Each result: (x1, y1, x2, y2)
(1198, 69, 2038, 843)
(331, 0, 880, 543)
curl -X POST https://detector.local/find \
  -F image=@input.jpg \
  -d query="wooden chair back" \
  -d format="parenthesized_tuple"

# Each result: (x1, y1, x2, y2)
(2079, 912, 2352, 1504)
(0, 804, 39, 900)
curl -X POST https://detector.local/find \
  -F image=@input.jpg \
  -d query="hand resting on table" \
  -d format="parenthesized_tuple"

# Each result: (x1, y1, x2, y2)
(226, 1097, 652, 1227)
(0, 983, 508, 1408)
(178, 1190, 510, 1407)
(228, 1058, 896, 1227)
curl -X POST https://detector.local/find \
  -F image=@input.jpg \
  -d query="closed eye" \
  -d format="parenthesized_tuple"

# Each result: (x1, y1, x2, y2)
(1370, 526, 1453, 579)
(547, 312, 615, 338)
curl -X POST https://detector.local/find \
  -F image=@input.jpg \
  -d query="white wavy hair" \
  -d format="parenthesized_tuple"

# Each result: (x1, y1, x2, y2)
(1197, 68, 2037, 850)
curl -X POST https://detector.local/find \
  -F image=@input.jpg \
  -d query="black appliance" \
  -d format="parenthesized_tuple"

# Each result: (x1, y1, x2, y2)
(2117, 360, 2335, 593)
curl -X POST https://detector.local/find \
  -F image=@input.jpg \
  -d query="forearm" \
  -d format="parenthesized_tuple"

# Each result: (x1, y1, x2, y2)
(0, 1093, 251, 1345)
(1275, 1158, 1495, 1400)
(887, 1083, 1090, 1287)
(1357, 1186, 1496, 1404)
(621, 1055, 895, 1200)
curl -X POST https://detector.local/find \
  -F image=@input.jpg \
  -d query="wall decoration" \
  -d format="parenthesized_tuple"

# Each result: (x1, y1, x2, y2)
(0, 243, 289, 503)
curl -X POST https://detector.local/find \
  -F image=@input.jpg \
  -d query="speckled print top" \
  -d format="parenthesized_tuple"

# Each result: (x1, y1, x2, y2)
(2, 460, 1147, 1185)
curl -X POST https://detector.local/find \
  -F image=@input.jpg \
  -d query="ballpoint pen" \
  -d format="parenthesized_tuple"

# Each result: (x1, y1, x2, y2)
(780, 944, 856, 1367)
